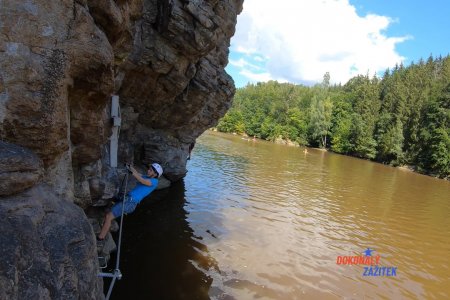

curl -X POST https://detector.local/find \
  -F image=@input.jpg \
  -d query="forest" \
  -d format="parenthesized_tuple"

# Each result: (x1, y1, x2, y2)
(217, 55, 450, 178)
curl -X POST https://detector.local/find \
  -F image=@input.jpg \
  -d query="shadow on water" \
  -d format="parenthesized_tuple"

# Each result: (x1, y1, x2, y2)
(107, 180, 215, 300)
(103, 131, 450, 299)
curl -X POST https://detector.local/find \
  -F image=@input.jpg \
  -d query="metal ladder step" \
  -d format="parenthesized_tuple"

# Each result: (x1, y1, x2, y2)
(98, 256, 107, 269)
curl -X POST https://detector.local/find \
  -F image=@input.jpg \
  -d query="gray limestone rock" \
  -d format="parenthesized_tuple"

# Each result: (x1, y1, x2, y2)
(0, 185, 103, 299)
(0, 141, 43, 196)
(0, 0, 242, 298)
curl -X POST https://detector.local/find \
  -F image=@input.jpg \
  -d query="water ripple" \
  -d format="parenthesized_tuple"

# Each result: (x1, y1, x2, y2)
(183, 132, 450, 299)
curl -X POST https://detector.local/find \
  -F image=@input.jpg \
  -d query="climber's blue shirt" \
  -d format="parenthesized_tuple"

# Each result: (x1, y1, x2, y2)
(128, 177, 158, 204)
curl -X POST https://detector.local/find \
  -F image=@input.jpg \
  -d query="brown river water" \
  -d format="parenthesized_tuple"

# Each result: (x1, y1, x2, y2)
(109, 131, 450, 299)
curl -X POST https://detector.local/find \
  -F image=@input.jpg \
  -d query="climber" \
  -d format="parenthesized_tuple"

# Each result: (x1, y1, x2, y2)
(97, 163, 163, 241)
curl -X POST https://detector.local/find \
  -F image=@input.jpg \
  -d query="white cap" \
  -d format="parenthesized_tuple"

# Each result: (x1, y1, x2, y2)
(151, 163, 163, 178)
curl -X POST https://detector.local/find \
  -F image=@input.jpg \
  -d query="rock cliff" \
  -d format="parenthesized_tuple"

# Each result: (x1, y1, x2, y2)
(0, 0, 242, 298)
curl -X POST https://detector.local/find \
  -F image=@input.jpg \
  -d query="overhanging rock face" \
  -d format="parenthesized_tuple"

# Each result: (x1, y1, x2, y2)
(0, 0, 242, 298)
(117, 0, 242, 180)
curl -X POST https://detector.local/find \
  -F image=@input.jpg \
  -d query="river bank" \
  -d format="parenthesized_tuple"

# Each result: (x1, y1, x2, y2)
(210, 129, 449, 181)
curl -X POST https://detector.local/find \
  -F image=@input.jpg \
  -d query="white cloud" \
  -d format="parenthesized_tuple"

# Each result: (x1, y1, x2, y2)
(230, 0, 410, 85)
(239, 70, 274, 83)
(229, 58, 263, 71)
(253, 55, 266, 62)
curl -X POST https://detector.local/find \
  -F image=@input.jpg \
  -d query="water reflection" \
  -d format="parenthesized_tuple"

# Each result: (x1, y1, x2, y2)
(110, 181, 215, 300)
(110, 131, 450, 299)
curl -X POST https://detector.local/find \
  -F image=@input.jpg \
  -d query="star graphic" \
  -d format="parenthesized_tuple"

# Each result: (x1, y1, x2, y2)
(363, 248, 375, 256)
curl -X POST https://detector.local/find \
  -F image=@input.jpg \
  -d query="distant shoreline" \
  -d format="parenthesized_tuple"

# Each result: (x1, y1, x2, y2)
(208, 129, 449, 181)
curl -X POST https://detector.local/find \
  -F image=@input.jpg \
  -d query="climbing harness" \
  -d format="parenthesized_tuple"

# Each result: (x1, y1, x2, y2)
(97, 169, 130, 300)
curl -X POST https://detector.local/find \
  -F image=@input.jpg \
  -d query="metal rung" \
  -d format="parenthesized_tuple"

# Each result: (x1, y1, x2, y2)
(98, 269, 122, 280)
(98, 256, 107, 269)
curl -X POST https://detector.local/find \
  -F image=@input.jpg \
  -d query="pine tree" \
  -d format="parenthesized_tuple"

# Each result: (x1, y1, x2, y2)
(417, 84, 450, 177)
(344, 75, 380, 159)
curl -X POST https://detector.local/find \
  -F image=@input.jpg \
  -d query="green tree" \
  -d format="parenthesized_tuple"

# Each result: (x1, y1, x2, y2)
(344, 75, 380, 158)
(376, 115, 404, 165)
(417, 84, 450, 177)
(330, 93, 353, 153)
(287, 107, 308, 144)
(216, 110, 245, 133)
(309, 95, 333, 148)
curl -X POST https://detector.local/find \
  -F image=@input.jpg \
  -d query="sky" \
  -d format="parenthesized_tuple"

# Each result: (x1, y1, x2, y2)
(226, 0, 450, 87)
